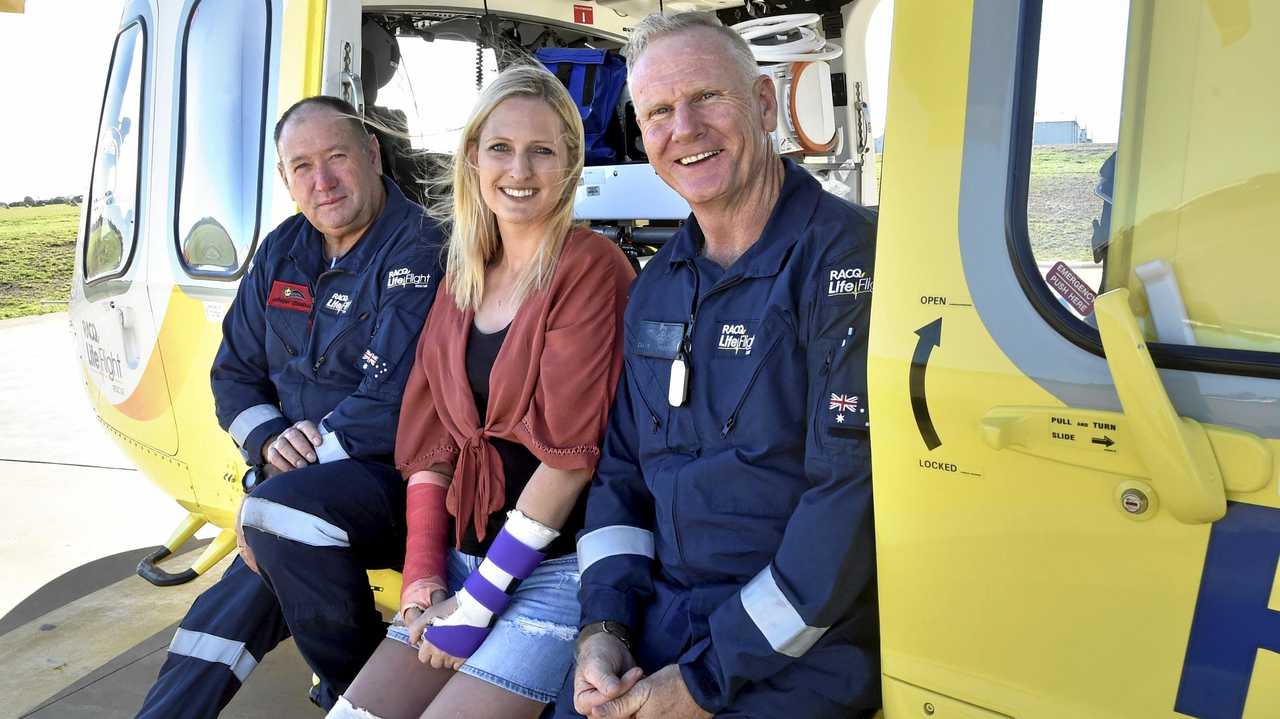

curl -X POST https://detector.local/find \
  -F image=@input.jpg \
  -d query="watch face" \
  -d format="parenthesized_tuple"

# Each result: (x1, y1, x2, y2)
(241, 467, 261, 493)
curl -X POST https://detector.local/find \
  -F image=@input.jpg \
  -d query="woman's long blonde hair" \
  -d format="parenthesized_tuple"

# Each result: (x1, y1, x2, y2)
(437, 64, 586, 312)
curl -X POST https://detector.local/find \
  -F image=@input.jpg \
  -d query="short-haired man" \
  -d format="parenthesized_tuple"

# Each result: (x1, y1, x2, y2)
(138, 97, 444, 717)
(561, 13, 879, 719)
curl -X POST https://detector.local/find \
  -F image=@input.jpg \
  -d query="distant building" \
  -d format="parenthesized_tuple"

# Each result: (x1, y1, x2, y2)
(1034, 120, 1091, 145)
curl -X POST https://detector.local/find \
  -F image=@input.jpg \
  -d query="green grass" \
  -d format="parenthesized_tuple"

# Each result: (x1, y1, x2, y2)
(1026, 143, 1116, 263)
(0, 204, 80, 320)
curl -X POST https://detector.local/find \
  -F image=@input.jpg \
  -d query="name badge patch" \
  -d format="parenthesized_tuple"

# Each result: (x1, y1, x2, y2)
(715, 320, 759, 358)
(827, 266, 872, 301)
(635, 320, 685, 360)
(268, 281, 313, 312)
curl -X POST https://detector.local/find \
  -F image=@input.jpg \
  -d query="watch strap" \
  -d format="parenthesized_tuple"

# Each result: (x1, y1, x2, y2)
(577, 620, 632, 652)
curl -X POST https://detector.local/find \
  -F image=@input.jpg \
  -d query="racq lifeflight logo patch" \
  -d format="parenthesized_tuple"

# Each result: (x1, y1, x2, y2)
(386, 267, 431, 290)
(828, 266, 873, 299)
(717, 321, 757, 357)
(324, 292, 352, 315)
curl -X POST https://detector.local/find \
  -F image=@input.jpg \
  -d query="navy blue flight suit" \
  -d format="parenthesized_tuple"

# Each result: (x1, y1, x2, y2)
(138, 178, 443, 717)
(562, 160, 879, 717)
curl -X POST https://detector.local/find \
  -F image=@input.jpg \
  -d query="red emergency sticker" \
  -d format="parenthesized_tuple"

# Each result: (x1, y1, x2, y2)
(268, 281, 313, 312)
(1045, 261, 1096, 316)
(574, 4, 594, 24)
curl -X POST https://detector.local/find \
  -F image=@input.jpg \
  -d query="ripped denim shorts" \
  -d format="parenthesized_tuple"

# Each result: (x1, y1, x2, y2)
(386, 549, 581, 704)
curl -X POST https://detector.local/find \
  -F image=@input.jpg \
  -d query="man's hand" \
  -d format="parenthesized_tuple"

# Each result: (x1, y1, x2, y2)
(235, 501, 259, 574)
(262, 420, 323, 473)
(574, 632, 643, 717)
(591, 664, 709, 719)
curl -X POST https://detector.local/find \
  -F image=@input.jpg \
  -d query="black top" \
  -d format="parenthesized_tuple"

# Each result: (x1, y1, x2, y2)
(458, 322, 585, 557)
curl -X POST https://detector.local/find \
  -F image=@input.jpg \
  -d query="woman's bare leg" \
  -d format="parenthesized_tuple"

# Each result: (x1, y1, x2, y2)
(335, 639, 455, 719)
(419, 672, 547, 719)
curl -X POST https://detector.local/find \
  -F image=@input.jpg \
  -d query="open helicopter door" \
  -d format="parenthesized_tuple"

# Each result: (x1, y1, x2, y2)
(71, 0, 180, 463)
(321, 0, 363, 114)
(871, 0, 1280, 716)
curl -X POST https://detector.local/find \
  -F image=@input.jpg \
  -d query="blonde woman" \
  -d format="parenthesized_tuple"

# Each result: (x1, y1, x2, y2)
(328, 65, 634, 719)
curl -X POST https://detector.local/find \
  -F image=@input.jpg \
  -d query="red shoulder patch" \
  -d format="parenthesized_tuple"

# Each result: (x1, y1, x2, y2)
(268, 281, 313, 312)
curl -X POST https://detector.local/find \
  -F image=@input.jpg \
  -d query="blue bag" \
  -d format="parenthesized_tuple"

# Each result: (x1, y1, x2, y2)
(535, 48, 627, 164)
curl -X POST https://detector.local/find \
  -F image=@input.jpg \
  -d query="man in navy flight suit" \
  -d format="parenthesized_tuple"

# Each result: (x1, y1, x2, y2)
(138, 97, 443, 717)
(562, 12, 878, 719)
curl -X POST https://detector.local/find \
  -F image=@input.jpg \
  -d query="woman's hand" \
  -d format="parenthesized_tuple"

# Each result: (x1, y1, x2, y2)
(409, 594, 467, 670)
(403, 589, 449, 645)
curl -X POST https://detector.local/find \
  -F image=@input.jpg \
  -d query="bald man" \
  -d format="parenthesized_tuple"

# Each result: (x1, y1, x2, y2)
(138, 96, 444, 718)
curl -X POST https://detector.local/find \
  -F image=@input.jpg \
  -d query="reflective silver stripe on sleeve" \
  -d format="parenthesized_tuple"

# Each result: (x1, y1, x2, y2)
(577, 525, 655, 574)
(240, 496, 350, 547)
(228, 403, 283, 447)
(168, 628, 258, 682)
(314, 429, 350, 464)
(740, 565, 829, 658)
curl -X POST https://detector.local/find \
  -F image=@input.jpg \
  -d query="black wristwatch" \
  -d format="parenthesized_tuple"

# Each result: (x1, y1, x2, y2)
(576, 620, 632, 652)
(241, 466, 266, 494)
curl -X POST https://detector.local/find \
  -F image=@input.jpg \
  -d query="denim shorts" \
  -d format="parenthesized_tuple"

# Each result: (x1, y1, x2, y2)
(386, 549, 581, 704)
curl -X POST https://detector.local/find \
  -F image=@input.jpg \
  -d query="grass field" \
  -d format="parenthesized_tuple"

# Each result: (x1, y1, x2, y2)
(1026, 143, 1115, 263)
(0, 204, 80, 320)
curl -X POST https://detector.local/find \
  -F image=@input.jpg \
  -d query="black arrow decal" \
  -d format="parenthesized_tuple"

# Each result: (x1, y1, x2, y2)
(1092, 436, 1115, 447)
(911, 318, 942, 450)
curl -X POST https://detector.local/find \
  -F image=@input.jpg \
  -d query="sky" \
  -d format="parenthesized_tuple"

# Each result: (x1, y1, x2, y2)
(0, 1, 122, 203)
(0, 0, 1130, 203)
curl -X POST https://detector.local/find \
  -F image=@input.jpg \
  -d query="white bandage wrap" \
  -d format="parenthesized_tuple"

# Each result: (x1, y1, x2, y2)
(325, 696, 386, 719)
(504, 509, 560, 547)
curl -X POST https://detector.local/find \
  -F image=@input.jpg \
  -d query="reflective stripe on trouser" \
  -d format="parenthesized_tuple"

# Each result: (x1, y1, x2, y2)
(137, 557, 290, 719)
(137, 459, 406, 717)
(244, 458, 407, 709)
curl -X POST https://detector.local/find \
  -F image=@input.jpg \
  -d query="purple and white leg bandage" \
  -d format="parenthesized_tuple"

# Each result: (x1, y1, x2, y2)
(425, 510, 558, 658)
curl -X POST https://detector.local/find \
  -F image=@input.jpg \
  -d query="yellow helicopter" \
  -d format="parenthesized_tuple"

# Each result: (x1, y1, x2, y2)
(68, 0, 1279, 716)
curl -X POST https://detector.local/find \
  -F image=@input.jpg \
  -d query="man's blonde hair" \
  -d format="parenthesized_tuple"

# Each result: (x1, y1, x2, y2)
(436, 64, 585, 312)
(622, 11, 760, 86)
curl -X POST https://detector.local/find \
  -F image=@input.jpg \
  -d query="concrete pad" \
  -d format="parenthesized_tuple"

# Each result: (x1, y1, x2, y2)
(0, 546, 235, 713)
(25, 625, 319, 719)
(0, 543, 206, 636)
(0, 312, 324, 716)
(0, 311, 216, 620)
(0, 311, 131, 468)
(0, 461, 203, 621)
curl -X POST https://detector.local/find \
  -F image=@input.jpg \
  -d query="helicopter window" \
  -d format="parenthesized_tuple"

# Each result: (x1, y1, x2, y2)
(1019, 0, 1128, 318)
(84, 19, 146, 283)
(1012, 0, 1280, 374)
(174, 0, 271, 279)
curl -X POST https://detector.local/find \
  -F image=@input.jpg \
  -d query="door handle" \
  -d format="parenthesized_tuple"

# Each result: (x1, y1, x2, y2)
(1094, 289, 1226, 524)
(110, 300, 141, 369)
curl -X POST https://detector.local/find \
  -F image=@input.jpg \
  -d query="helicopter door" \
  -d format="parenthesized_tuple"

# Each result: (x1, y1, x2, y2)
(72, 0, 179, 456)
(322, 0, 362, 113)
(871, 0, 1280, 717)
(153, 0, 279, 516)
